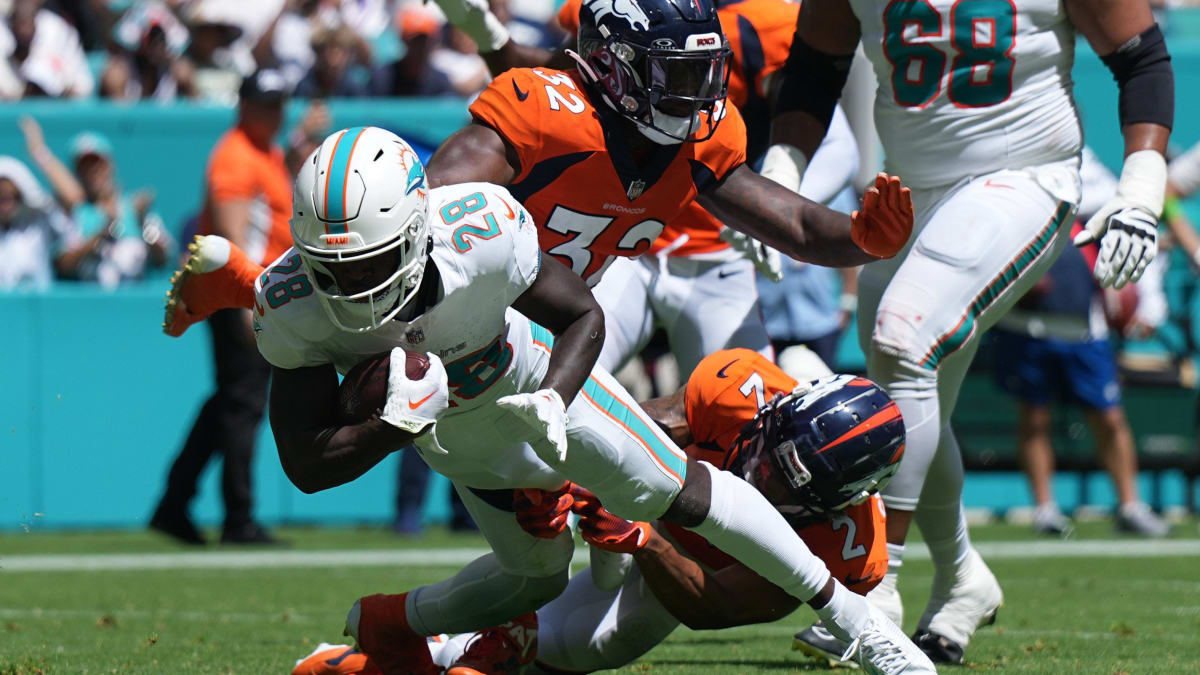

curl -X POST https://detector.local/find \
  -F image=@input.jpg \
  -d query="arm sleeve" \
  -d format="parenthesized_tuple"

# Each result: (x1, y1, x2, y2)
(700, 102, 749, 184)
(490, 185, 543, 305)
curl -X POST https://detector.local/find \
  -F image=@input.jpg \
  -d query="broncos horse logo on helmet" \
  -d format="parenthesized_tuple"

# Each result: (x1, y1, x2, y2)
(572, 0, 731, 145)
(727, 374, 907, 528)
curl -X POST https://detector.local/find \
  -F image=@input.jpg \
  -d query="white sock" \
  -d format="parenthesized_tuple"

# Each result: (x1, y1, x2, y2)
(689, 462, 831, 602)
(815, 580, 873, 643)
(886, 542, 904, 581)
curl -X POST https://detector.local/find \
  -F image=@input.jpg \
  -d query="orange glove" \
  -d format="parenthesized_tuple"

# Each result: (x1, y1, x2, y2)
(569, 485, 652, 554)
(851, 173, 914, 259)
(513, 483, 574, 539)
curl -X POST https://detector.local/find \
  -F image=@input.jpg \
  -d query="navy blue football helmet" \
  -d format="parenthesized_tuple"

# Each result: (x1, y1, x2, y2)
(574, 0, 731, 144)
(728, 374, 906, 527)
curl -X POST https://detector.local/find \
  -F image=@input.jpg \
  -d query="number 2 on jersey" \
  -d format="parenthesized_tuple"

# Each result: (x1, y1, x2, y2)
(884, 0, 1016, 108)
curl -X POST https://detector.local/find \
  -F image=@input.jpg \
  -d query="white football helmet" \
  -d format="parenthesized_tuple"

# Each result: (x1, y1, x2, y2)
(291, 126, 430, 332)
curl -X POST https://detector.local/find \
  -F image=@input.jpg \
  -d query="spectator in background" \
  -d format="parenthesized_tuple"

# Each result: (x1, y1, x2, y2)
(430, 24, 490, 97)
(370, 8, 456, 97)
(20, 118, 171, 287)
(182, 0, 255, 104)
(150, 70, 294, 546)
(293, 24, 370, 98)
(1162, 138, 1200, 269)
(0, 0, 94, 99)
(102, 0, 194, 101)
(0, 155, 79, 290)
(991, 148, 1169, 538)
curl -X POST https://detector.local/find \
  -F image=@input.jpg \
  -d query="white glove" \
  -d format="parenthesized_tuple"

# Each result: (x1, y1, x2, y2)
(379, 349, 450, 445)
(427, 0, 510, 52)
(497, 388, 569, 463)
(1074, 150, 1166, 289)
(719, 228, 784, 282)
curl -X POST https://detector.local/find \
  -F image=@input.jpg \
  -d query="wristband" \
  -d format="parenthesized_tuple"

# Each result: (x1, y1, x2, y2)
(839, 292, 857, 313)
(760, 143, 808, 194)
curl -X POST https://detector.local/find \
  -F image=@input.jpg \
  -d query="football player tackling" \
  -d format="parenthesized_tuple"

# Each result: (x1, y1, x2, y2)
(248, 127, 934, 673)
(770, 0, 1174, 663)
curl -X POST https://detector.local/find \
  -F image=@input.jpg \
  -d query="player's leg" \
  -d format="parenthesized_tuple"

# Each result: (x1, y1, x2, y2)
(865, 170, 1074, 659)
(349, 482, 574, 673)
(163, 235, 262, 336)
(557, 367, 934, 671)
(591, 256, 656, 373)
(658, 254, 772, 378)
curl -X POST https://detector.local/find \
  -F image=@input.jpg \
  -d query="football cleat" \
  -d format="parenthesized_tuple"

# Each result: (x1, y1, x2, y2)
(446, 612, 538, 675)
(162, 234, 261, 337)
(914, 546, 1002, 663)
(352, 593, 440, 675)
(1115, 501, 1170, 537)
(792, 622, 858, 669)
(292, 643, 380, 675)
(1031, 503, 1073, 537)
(839, 607, 937, 674)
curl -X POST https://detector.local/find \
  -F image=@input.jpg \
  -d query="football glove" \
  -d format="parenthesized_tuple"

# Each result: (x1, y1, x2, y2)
(512, 483, 574, 539)
(426, 0, 510, 52)
(1074, 150, 1166, 289)
(497, 388, 569, 463)
(720, 228, 784, 282)
(380, 349, 449, 443)
(569, 485, 652, 554)
(851, 173, 914, 259)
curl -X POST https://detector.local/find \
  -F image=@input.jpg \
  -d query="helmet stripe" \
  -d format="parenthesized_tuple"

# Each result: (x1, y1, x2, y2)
(814, 402, 903, 455)
(323, 126, 368, 234)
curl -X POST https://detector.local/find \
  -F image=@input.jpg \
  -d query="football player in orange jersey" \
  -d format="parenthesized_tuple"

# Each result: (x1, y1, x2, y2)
(294, 349, 903, 673)
(428, 0, 864, 378)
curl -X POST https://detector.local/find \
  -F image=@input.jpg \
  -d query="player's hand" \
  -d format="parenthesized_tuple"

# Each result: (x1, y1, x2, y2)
(512, 483, 574, 539)
(1074, 149, 1166, 289)
(719, 228, 783, 282)
(497, 388, 569, 462)
(380, 349, 449, 438)
(426, 0, 510, 52)
(569, 485, 652, 554)
(851, 173, 914, 259)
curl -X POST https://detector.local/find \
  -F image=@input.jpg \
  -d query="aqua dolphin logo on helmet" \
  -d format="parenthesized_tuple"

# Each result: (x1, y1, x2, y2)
(400, 145, 426, 196)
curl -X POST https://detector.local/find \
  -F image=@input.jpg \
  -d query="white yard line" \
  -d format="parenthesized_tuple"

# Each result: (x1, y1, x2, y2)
(1, 539, 1198, 573)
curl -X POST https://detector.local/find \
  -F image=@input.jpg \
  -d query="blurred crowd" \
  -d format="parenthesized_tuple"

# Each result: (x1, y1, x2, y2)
(0, 0, 563, 103)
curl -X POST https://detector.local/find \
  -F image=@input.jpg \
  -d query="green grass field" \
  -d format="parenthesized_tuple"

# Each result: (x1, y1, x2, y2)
(2, 521, 1199, 674)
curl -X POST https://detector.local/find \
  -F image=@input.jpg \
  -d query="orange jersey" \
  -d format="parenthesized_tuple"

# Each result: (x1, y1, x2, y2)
(201, 127, 293, 266)
(665, 348, 888, 594)
(469, 67, 747, 284)
(556, 0, 798, 257)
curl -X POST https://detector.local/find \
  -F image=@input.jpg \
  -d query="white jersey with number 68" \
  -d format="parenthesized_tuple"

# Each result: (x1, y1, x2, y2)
(852, 0, 1082, 188)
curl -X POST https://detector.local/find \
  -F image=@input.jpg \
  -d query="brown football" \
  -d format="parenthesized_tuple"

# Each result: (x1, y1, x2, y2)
(337, 350, 431, 424)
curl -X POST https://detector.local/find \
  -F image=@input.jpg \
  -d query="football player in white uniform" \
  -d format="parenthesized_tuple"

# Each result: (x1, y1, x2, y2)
(256, 126, 934, 674)
(769, 0, 1173, 663)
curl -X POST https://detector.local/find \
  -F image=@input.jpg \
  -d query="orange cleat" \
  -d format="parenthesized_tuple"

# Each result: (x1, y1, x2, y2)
(446, 613, 538, 675)
(355, 593, 440, 675)
(292, 643, 381, 675)
(162, 235, 263, 337)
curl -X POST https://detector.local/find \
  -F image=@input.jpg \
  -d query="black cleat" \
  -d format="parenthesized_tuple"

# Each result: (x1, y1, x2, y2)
(913, 629, 965, 664)
(792, 622, 857, 669)
(149, 506, 206, 546)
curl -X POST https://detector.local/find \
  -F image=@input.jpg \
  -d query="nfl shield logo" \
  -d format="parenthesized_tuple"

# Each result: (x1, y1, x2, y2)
(406, 327, 425, 344)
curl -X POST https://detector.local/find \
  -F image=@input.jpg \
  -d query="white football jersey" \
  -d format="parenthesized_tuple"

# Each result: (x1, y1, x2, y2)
(253, 182, 543, 413)
(851, 0, 1083, 187)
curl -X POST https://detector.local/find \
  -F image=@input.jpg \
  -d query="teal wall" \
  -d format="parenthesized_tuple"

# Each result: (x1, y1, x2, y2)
(5, 38, 1200, 530)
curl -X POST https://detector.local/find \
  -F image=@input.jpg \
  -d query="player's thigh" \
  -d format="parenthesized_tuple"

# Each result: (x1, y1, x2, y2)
(452, 482, 575, 578)
(558, 368, 690, 522)
(661, 256, 771, 377)
(593, 255, 655, 373)
(870, 172, 1074, 370)
(537, 564, 680, 672)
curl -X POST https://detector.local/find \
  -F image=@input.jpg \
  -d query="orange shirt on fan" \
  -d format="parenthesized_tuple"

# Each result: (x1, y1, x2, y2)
(663, 348, 889, 595)
(469, 67, 747, 285)
(201, 127, 293, 266)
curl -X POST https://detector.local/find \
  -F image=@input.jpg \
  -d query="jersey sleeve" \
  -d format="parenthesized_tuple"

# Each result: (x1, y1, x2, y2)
(252, 256, 335, 370)
(796, 495, 888, 596)
(469, 69, 545, 183)
(696, 102, 748, 186)
(489, 184, 542, 305)
(684, 348, 797, 451)
(557, 0, 581, 33)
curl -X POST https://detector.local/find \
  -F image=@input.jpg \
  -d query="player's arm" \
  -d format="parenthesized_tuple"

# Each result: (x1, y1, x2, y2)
(511, 254, 605, 406)
(428, 0, 573, 73)
(635, 531, 801, 629)
(269, 363, 415, 494)
(699, 166, 912, 266)
(426, 123, 519, 189)
(765, 0, 860, 191)
(1067, 0, 1173, 287)
(638, 387, 694, 448)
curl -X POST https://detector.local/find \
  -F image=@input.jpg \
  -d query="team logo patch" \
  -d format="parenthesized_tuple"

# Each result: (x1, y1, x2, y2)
(584, 0, 650, 31)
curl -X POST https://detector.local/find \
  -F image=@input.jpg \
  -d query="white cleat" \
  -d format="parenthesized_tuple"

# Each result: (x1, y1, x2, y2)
(914, 546, 1003, 664)
(839, 604, 937, 674)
